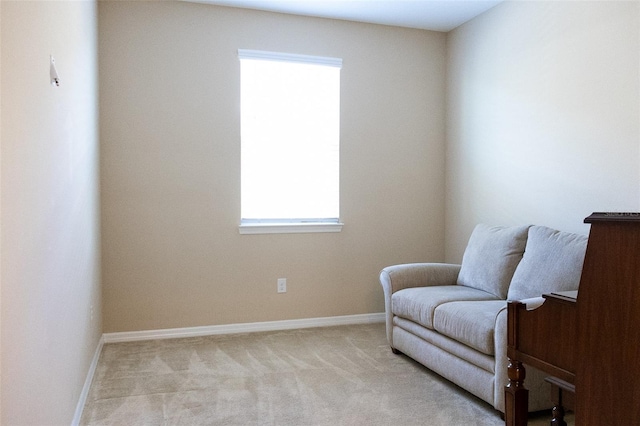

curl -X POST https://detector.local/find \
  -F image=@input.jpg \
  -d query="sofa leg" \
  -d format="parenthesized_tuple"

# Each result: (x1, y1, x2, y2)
(391, 347, 403, 355)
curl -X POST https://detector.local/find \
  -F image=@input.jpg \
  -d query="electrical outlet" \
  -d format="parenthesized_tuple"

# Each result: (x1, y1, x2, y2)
(277, 278, 287, 293)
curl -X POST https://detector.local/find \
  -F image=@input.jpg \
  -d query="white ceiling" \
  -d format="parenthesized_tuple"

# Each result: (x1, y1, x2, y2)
(186, 0, 504, 32)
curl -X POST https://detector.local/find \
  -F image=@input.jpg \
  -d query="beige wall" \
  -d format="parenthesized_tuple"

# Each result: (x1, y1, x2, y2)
(0, 1, 101, 424)
(99, 2, 447, 332)
(445, 1, 640, 261)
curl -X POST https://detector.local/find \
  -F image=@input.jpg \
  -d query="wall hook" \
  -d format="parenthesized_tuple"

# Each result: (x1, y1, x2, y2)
(50, 55, 60, 86)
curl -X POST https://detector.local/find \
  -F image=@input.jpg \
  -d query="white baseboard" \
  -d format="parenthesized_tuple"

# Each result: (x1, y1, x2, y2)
(103, 312, 385, 344)
(71, 335, 104, 426)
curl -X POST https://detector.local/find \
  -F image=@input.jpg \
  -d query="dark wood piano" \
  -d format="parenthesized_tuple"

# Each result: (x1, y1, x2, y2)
(505, 213, 640, 425)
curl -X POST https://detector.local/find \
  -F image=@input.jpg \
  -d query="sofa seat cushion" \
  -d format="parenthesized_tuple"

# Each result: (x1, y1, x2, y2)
(433, 300, 507, 356)
(393, 316, 496, 373)
(507, 225, 588, 301)
(392, 285, 499, 330)
(457, 224, 530, 299)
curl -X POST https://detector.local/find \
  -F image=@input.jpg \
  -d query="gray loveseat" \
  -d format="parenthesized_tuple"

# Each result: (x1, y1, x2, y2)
(380, 224, 587, 413)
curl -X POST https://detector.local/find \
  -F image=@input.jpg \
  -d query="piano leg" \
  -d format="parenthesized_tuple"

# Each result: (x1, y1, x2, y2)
(547, 378, 571, 426)
(550, 403, 566, 426)
(505, 358, 528, 426)
(546, 376, 573, 426)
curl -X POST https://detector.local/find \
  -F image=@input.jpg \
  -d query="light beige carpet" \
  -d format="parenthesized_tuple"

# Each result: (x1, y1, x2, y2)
(81, 323, 572, 425)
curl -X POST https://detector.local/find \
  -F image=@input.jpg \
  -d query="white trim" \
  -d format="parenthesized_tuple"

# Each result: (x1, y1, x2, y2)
(239, 222, 344, 235)
(238, 49, 342, 68)
(71, 335, 104, 426)
(102, 313, 385, 344)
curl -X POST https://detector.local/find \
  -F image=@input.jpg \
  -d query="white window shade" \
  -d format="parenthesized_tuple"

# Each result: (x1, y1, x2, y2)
(239, 50, 342, 231)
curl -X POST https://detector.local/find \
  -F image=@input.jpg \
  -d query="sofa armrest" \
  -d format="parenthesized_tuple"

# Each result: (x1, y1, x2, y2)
(379, 263, 461, 347)
(493, 306, 509, 413)
(380, 263, 461, 295)
(493, 301, 557, 413)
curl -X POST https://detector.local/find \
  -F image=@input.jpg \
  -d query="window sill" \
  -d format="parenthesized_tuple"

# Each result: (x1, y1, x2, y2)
(238, 222, 344, 235)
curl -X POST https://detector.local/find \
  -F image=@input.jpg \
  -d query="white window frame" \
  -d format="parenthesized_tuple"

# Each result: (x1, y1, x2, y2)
(237, 49, 344, 235)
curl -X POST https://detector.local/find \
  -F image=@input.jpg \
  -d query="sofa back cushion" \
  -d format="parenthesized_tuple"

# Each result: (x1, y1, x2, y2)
(457, 224, 530, 299)
(507, 225, 588, 301)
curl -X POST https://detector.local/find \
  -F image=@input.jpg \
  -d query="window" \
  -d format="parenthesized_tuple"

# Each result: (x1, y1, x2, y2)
(238, 50, 342, 234)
